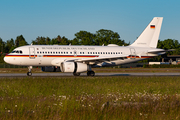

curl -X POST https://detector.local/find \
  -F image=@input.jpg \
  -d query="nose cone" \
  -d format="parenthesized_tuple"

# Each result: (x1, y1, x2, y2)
(4, 55, 10, 64)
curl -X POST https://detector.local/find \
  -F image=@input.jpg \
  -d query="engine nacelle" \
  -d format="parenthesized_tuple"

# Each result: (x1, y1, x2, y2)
(61, 62, 87, 73)
(41, 66, 61, 72)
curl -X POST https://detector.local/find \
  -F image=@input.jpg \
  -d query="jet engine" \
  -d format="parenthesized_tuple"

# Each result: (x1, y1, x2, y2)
(61, 62, 87, 73)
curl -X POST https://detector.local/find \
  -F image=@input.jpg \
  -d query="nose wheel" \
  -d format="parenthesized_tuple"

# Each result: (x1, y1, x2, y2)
(27, 66, 32, 76)
(27, 72, 32, 76)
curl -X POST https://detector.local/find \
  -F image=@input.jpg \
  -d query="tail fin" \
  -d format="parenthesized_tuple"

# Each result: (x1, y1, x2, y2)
(130, 17, 163, 48)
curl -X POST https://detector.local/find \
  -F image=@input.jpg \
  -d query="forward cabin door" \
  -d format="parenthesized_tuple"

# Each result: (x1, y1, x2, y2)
(130, 48, 136, 59)
(29, 47, 35, 59)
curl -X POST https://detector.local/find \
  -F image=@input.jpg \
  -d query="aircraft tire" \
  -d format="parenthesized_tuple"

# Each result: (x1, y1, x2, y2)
(73, 73, 80, 76)
(87, 71, 95, 76)
(27, 72, 32, 76)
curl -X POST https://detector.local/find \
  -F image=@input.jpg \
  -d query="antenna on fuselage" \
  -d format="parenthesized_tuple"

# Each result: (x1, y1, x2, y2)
(31, 43, 33, 45)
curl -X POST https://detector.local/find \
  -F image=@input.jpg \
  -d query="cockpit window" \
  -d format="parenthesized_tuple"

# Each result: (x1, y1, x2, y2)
(11, 50, 23, 54)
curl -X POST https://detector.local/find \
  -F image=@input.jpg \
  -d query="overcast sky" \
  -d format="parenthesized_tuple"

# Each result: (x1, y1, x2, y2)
(0, 0, 180, 44)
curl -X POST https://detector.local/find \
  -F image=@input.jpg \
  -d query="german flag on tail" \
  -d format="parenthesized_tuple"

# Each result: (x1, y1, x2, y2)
(150, 25, 155, 29)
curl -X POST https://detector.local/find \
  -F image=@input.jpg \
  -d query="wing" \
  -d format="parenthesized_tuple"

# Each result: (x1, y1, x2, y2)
(70, 55, 128, 65)
(51, 55, 128, 66)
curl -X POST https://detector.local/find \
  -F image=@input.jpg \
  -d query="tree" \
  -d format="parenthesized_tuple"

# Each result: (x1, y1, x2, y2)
(46, 37, 51, 45)
(157, 39, 180, 55)
(75, 31, 95, 45)
(0, 38, 5, 53)
(95, 29, 125, 46)
(5, 38, 15, 53)
(59, 36, 69, 45)
(71, 38, 80, 45)
(32, 36, 47, 45)
(15, 35, 28, 47)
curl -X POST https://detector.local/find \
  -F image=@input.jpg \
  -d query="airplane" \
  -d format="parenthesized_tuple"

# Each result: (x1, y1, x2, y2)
(4, 17, 166, 76)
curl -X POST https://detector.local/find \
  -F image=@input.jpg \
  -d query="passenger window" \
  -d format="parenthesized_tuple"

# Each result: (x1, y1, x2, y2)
(20, 51, 22, 54)
(37, 52, 39, 54)
(66, 52, 68, 54)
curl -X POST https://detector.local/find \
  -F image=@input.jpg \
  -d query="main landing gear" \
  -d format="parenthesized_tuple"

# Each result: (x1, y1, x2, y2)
(87, 71, 95, 76)
(27, 66, 32, 76)
(73, 72, 81, 76)
(73, 71, 95, 76)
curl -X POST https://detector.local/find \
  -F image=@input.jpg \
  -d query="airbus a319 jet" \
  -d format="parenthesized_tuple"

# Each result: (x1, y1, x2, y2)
(4, 17, 167, 76)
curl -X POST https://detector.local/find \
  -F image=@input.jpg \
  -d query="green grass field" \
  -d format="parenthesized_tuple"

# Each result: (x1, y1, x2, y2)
(0, 76, 180, 120)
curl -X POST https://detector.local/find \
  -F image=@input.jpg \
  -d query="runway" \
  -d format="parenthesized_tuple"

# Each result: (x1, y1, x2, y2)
(0, 72, 180, 77)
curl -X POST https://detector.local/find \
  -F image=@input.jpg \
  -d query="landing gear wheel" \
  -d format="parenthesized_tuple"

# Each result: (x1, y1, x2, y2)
(87, 71, 95, 76)
(27, 72, 32, 76)
(73, 73, 80, 76)
(27, 66, 33, 76)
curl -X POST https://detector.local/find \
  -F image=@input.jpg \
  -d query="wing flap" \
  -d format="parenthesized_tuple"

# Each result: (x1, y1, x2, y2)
(75, 55, 128, 62)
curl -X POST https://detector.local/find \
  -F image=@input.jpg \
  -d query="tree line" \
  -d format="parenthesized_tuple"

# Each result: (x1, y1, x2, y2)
(0, 29, 180, 63)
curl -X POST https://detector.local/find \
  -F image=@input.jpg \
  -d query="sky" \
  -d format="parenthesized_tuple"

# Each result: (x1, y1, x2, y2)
(0, 0, 180, 44)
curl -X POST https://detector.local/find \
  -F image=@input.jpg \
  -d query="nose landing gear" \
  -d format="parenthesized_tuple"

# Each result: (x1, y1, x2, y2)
(27, 66, 32, 76)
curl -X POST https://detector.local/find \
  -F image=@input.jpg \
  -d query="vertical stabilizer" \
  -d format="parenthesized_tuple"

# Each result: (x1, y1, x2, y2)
(130, 17, 163, 48)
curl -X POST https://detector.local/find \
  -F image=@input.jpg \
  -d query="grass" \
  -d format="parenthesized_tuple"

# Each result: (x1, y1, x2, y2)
(0, 76, 180, 119)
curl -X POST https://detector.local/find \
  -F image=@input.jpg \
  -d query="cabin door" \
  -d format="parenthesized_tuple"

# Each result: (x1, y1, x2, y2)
(130, 48, 136, 59)
(29, 47, 35, 59)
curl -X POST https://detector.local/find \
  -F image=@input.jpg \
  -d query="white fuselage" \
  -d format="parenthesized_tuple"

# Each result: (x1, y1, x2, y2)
(4, 45, 162, 67)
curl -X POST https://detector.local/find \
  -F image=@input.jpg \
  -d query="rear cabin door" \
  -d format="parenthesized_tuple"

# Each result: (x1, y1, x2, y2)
(29, 47, 35, 59)
(130, 48, 136, 59)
